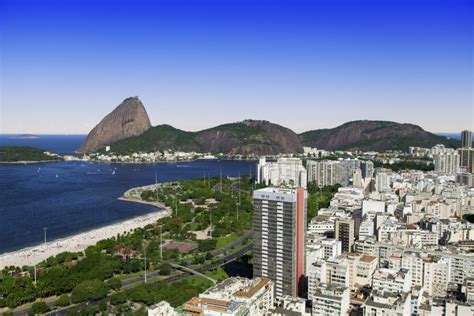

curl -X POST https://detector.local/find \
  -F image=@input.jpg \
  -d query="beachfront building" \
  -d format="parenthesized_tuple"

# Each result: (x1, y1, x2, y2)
(257, 157, 307, 188)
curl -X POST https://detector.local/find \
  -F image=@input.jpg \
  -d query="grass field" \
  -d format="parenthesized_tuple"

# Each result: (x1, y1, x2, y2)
(204, 267, 229, 283)
(186, 275, 214, 289)
(216, 233, 239, 249)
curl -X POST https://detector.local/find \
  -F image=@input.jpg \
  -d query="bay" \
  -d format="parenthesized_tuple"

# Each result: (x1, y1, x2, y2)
(0, 135, 255, 254)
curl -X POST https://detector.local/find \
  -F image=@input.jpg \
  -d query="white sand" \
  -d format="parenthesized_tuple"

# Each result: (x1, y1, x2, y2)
(0, 199, 171, 269)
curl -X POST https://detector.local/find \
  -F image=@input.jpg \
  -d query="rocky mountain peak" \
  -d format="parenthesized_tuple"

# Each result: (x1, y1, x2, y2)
(77, 97, 152, 153)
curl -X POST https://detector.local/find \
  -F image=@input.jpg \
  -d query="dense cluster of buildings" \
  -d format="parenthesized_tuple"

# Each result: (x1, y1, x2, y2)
(411, 130, 474, 186)
(82, 150, 218, 162)
(149, 130, 474, 315)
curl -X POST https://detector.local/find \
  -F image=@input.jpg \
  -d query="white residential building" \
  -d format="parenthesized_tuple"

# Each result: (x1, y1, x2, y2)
(307, 160, 341, 187)
(434, 152, 460, 175)
(257, 157, 307, 188)
(372, 268, 411, 293)
(312, 283, 350, 316)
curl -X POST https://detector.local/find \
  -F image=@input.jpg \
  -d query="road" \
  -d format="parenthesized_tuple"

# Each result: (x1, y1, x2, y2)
(12, 242, 253, 316)
(170, 263, 217, 285)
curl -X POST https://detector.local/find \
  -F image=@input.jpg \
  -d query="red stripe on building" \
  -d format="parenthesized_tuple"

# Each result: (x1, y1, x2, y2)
(296, 187, 305, 296)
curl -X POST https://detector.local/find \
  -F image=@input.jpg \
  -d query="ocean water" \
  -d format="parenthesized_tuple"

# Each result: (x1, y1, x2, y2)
(0, 136, 255, 254)
(0, 134, 86, 155)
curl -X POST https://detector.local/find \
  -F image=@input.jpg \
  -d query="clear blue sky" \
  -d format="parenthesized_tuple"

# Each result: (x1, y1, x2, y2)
(1, 0, 472, 134)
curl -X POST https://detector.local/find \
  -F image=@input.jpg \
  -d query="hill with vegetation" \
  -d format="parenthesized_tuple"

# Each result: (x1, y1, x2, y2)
(100, 120, 303, 155)
(195, 120, 303, 155)
(0, 146, 61, 162)
(80, 97, 462, 154)
(299, 120, 460, 151)
(99, 124, 201, 154)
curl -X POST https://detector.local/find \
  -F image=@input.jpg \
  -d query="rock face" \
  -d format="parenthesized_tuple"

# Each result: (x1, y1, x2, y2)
(77, 97, 151, 153)
(299, 120, 459, 151)
(195, 120, 303, 155)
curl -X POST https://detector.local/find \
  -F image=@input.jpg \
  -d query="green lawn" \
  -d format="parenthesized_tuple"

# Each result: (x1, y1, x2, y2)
(216, 233, 239, 249)
(204, 267, 229, 282)
(186, 275, 214, 289)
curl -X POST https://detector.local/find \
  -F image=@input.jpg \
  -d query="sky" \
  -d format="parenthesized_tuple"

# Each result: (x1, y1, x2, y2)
(0, 0, 472, 134)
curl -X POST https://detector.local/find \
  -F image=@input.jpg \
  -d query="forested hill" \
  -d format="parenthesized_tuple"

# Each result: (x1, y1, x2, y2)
(299, 120, 460, 151)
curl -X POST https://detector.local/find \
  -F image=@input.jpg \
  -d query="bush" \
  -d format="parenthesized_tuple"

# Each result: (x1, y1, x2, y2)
(71, 279, 107, 304)
(55, 294, 71, 307)
(28, 301, 50, 316)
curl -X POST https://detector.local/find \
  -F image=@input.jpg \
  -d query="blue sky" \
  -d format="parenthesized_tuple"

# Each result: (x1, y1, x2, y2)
(1, 0, 472, 134)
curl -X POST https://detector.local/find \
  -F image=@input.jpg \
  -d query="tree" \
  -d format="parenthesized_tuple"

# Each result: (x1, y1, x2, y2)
(106, 277, 122, 291)
(197, 239, 217, 252)
(55, 294, 71, 307)
(98, 300, 107, 312)
(71, 279, 107, 304)
(158, 263, 172, 275)
(110, 292, 127, 306)
(28, 301, 50, 316)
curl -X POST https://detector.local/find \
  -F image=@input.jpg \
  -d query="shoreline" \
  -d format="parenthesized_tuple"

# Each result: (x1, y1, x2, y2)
(0, 157, 257, 165)
(0, 198, 171, 269)
(0, 159, 63, 164)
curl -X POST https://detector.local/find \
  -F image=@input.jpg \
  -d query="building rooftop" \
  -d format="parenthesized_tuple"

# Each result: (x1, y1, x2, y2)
(359, 255, 377, 263)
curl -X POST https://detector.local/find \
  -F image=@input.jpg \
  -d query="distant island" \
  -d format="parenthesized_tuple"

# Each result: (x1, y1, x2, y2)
(13, 134, 39, 139)
(0, 146, 62, 163)
(77, 97, 461, 155)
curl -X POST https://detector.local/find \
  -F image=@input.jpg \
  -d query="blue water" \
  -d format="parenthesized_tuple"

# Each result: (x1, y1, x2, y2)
(435, 133, 459, 140)
(0, 134, 86, 155)
(0, 136, 255, 254)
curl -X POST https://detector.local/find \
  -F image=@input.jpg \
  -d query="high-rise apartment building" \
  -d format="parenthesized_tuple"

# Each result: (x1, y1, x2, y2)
(352, 168, 363, 187)
(253, 187, 307, 298)
(375, 171, 392, 192)
(459, 148, 474, 173)
(461, 130, 472, 149)
(434, 152, 460, 175)
(340, 159, 362, 186)
(335, 217, 355, 253)
(360, 160, 374, 179)
(257, 157, 307, 188)
(306, 160, 341, 187)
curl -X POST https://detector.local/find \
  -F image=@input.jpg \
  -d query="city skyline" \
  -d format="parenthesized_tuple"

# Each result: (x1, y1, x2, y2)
(1, 0, 472, 134)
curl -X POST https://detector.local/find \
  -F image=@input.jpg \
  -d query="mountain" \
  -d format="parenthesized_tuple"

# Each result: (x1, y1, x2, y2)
(195, 120, 303, 155)
(80, 98, 461, 155)
(299, 120, 460, 151)
(102, 120, 303, 155)
(100, 124, 201, 154)
(78, 97, 152, 153)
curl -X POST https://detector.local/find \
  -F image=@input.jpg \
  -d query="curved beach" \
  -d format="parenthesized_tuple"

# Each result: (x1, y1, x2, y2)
(0, 199, 171, 269)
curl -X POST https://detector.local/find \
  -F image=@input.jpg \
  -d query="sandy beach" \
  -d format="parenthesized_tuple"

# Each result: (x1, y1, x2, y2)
(0, 196, 171, 269)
